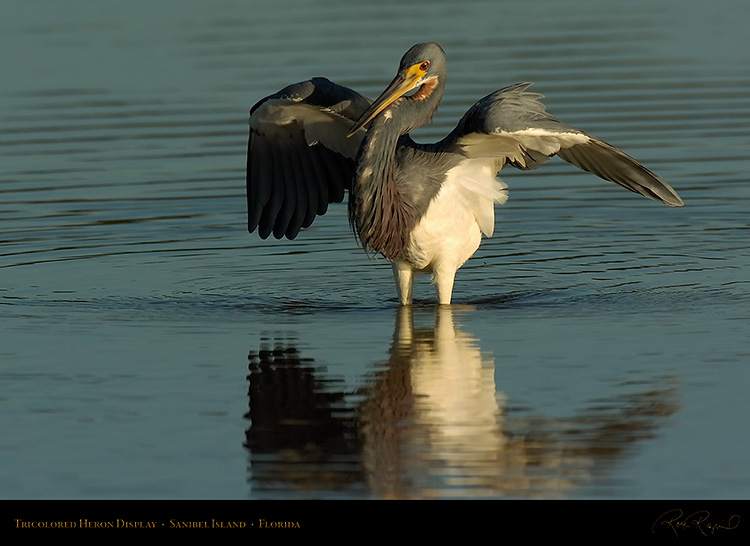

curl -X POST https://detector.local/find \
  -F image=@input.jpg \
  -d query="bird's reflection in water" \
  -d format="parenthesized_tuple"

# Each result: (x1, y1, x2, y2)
(245, 341, 364, 494)
(245, 308, 678, 498)
(359, 306, 508, 498)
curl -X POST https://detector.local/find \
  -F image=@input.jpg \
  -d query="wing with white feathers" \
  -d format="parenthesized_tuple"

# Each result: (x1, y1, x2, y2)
(247, 78, 372, 239)
(449, 82, 683, 207)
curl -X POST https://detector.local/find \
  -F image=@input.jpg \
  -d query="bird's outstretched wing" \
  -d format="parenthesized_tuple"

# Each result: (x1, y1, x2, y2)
(247, 78, 372, 239)
(447, 82, 683, 207)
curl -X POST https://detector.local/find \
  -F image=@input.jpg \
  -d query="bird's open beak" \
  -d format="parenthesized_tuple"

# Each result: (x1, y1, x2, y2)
(346, 67, 423, 138)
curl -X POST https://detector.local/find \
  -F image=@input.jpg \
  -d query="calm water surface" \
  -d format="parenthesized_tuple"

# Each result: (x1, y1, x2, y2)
(1, 0, 749, 500)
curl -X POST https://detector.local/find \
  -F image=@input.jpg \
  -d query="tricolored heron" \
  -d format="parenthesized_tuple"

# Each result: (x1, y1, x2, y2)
(247, 42, 683, 305)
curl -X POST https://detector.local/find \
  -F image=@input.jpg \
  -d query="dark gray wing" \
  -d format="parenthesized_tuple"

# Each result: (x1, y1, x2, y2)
(247, 77, 372, 239)
(445, 82, 683, 207)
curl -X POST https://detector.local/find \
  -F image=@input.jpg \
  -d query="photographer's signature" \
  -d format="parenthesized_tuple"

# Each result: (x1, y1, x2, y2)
(652, 509, 740, 537)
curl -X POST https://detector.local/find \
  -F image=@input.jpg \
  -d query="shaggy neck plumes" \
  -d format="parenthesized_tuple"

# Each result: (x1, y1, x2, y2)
(349, 117, 416, 259)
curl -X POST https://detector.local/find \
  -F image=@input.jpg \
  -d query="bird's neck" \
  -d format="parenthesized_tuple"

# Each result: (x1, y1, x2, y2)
(349, 120, 416, 260)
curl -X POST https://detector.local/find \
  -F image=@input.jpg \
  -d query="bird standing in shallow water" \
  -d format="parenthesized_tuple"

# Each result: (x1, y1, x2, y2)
(247, 42, 683, 305)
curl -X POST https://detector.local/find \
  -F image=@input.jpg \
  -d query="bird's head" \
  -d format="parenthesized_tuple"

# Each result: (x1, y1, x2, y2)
(347, 42, 446, 137)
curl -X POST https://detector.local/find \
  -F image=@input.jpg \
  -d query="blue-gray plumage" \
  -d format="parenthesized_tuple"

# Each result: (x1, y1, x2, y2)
(247, 42, 683, 305)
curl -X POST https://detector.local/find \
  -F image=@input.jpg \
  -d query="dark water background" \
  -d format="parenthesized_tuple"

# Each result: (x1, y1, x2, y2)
(1, 0, 749, 499)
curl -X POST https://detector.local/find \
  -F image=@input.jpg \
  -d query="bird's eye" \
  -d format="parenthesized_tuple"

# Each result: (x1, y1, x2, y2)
(420, 61, 430, 72)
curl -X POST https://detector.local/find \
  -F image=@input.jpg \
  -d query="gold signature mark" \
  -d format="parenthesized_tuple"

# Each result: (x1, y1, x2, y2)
(652, 509, 740, 537)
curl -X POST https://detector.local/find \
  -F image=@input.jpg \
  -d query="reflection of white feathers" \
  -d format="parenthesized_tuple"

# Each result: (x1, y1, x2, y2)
(409, 308, 505, 454)
(362, 308, 677, 498)
(377, 308, 587, 497)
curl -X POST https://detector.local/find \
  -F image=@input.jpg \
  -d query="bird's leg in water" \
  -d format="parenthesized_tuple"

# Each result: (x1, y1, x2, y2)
(392, 260, 414, 305)
(433, 266, 455, 306)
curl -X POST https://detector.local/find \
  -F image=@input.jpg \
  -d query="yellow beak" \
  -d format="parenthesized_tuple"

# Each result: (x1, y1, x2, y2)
(347, 64, 425, 138)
